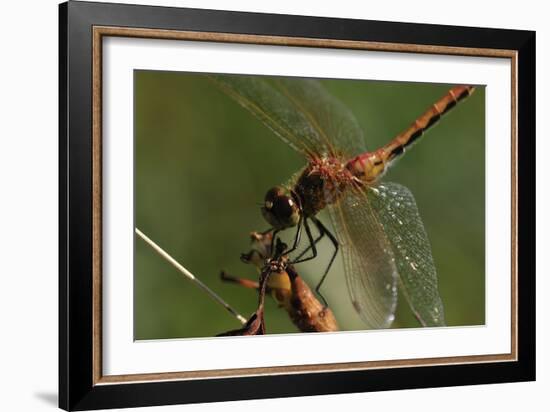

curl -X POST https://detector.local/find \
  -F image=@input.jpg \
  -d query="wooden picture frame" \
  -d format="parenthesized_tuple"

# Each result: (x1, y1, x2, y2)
(59, 1, 535, 410)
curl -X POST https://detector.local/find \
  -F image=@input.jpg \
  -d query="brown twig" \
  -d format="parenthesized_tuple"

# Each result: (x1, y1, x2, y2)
(219, 231, 339, 334)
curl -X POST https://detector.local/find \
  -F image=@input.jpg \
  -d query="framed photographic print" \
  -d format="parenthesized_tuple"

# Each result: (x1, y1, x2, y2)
(59, 1, 535, 410)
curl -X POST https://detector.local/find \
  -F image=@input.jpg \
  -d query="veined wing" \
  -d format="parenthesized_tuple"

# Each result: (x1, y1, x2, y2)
(327, 189, 398, 329)
(271, 78, 367, 157)
(209, 74, 366, 158)
(367, 182, 445, 326)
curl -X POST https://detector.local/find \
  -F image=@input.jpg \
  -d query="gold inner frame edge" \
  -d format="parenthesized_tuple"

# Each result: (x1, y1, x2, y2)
(91, 25, 518, 385)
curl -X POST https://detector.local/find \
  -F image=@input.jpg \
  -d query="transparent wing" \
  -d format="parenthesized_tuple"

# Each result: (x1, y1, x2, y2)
(368, 182, 446, 326)
(209, 74, 366, 158)
(271, 78, 367, 157)
(327, 188, 398, 329)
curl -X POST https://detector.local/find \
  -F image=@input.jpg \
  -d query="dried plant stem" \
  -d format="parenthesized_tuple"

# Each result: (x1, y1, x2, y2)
(135, 228, 247, 325)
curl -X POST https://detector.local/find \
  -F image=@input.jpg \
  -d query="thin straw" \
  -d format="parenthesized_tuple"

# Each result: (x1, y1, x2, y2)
(135, 228, 247, 325)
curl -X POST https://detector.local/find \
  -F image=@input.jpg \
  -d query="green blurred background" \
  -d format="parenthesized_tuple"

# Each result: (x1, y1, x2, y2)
(134, 71, 485, 340)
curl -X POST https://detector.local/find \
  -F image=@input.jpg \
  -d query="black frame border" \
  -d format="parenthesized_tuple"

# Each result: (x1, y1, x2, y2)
(59, 1, 535, 410)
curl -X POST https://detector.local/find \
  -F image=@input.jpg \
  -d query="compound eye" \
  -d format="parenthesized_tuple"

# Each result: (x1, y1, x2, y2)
(264, 186, 285, 204)
(273, 196, 294, 219)
(261, 186, 300, 229)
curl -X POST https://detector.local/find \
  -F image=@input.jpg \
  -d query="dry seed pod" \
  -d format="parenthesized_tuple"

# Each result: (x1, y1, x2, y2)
(217, 254, 278, 336)
(216, 311, 265, 336)
(284, 265, 338, 332)
(221, 231, 339, 333)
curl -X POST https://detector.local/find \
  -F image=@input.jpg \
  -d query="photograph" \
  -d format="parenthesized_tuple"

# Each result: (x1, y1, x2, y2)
(133, 72, 486, 340)
(55, 1, 536, 410)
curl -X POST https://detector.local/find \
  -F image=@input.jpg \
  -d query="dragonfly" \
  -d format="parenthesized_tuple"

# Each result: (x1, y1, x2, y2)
(210, 74, 475, 329)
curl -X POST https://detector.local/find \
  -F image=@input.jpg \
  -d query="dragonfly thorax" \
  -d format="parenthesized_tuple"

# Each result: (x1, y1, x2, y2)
(294, 157, 352, 217)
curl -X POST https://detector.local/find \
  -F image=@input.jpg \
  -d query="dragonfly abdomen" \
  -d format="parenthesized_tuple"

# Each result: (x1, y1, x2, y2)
(347, 85, 475, 183)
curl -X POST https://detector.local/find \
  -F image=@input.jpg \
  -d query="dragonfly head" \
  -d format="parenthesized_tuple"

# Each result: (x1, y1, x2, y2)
(261, 186, 301, 230)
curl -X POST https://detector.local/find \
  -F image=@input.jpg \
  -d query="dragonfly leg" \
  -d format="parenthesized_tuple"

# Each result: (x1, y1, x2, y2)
(269, 229, 281, 258)
(280, 216, 303, 256)
(294, 221, 324, 261)
(270, 217, 303, 258)
(292, 219, 319, 264)
(312, 217, 339, 308)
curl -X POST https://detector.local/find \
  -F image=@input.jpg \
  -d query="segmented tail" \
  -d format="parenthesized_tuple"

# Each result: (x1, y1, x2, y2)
(347, 85, 476, 182)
